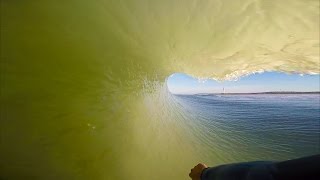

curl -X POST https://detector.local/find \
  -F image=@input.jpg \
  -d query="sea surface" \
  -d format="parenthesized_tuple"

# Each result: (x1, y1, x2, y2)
(171, 94, 320, 163)
(1, 1, 319, 179)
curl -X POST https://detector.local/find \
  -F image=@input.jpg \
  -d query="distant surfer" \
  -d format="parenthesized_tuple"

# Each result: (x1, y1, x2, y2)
(189, 154, 320, 180)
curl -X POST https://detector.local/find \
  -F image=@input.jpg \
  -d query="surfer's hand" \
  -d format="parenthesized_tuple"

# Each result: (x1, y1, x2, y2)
(189, 163, 207, 180)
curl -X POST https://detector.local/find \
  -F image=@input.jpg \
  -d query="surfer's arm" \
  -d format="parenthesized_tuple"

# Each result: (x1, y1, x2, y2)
(200, 161, 275, 180)
(196, 154, 320, 180)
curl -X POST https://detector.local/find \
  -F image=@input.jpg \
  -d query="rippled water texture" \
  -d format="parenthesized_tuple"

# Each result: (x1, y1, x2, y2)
(1, 0, 319, 179)
(172, 94, 320, 161)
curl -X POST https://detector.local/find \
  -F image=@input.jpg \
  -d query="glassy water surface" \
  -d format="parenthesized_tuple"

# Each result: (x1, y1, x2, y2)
(1, 1, 319, 179)
(171, 94, 320, 162)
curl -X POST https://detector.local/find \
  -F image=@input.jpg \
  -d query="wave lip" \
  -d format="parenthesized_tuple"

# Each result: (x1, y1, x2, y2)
(1, 0, 319, 179)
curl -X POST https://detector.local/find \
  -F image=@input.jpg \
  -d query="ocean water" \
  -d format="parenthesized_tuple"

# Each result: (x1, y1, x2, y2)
(171, 94, 320, 163)
(1, 0, 319, 180)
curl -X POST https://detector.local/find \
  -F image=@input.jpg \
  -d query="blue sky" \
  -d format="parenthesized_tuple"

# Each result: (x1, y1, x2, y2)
(166, 72, 320, 94)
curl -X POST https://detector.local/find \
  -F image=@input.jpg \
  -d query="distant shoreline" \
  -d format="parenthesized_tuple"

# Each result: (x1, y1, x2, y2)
(199, 91, 320, 95)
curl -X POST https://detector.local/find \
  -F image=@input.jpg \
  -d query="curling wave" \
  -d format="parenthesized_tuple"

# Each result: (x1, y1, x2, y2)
(1, 0, 319, 179)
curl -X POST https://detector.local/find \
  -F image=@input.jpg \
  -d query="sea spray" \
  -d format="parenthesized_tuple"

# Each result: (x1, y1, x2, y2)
(1, 0, 319, 179)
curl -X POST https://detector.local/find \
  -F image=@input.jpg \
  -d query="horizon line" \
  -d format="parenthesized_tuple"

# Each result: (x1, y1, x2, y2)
(170, 91, 320, 95)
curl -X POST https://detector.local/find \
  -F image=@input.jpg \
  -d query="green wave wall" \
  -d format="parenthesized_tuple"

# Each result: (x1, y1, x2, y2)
(1, 0, 319, 179)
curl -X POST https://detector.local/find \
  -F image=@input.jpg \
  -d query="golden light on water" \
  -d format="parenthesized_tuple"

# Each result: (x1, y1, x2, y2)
(1, 0, 319, 179)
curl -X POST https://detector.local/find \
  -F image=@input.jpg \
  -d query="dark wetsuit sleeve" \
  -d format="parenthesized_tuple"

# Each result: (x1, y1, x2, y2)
(200, 161, 275, 180)
(273, 154, 320, 180)
(200, 154, 320, 180)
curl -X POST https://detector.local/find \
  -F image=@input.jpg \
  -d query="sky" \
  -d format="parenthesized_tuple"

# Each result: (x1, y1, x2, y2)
(166, 72, 320, 94)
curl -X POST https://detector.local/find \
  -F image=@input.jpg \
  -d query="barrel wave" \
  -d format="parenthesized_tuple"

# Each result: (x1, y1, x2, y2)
(1, 0, 319, 179)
